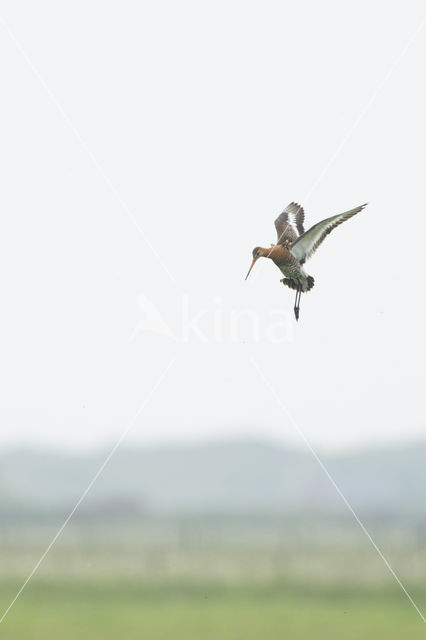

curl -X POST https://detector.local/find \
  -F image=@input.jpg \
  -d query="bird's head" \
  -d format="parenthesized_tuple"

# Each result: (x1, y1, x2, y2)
(245, 247, 264, 280)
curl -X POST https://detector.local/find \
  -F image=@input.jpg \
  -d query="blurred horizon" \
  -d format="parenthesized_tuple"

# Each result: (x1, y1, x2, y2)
(1, 435, 426, 638)
(1, 436, 425, 518)
(1, 430, 426, 455)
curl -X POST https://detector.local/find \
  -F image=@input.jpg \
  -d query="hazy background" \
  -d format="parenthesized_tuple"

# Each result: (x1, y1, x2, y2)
(0, 0, 425, 451)
(0, 1, 425, 638)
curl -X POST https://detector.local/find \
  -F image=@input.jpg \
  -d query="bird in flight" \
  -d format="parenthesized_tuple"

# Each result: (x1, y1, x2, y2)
(245, 201, 367, 320)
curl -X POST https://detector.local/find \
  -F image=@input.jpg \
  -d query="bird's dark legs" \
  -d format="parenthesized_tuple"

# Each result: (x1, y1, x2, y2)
(294, 287, 301, 321)
(281, 279, 302, 320)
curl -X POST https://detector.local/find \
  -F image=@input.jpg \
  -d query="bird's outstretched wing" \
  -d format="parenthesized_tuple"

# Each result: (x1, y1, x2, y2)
(274, 202, 305, 246)
(290, 203, 367, 264)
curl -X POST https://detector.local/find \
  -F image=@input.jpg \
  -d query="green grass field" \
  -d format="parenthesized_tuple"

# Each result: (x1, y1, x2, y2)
(1, 580, 425, 639)
(1, 524, 425, 638)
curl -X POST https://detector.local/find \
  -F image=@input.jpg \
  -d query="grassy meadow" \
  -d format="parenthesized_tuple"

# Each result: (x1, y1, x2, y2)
(0, 579, 425, 639)
(1, 441, 426, 638)
(0, 524, 425, 639)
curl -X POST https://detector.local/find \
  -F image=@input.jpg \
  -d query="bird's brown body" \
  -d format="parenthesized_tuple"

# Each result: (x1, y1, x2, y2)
(246, 201, 367, 319)
(253, 245, 314, 292)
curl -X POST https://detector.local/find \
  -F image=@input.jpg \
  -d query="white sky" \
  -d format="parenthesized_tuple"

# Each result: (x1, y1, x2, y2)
(0, 0, 425, 451)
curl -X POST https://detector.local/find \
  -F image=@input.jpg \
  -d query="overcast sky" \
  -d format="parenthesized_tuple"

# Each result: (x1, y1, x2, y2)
(0, 1, 425, 451)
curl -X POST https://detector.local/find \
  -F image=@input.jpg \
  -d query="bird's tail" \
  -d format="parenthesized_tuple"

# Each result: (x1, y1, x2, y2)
(306, 275, 315, 291)
(282, 275, 315, 292)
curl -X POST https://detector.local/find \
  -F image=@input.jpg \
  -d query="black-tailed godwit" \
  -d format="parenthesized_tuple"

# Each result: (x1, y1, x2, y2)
(245, 202, 367, 320)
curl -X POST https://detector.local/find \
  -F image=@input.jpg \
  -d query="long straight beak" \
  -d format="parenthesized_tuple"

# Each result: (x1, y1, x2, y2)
(245, 257, 258, 280)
